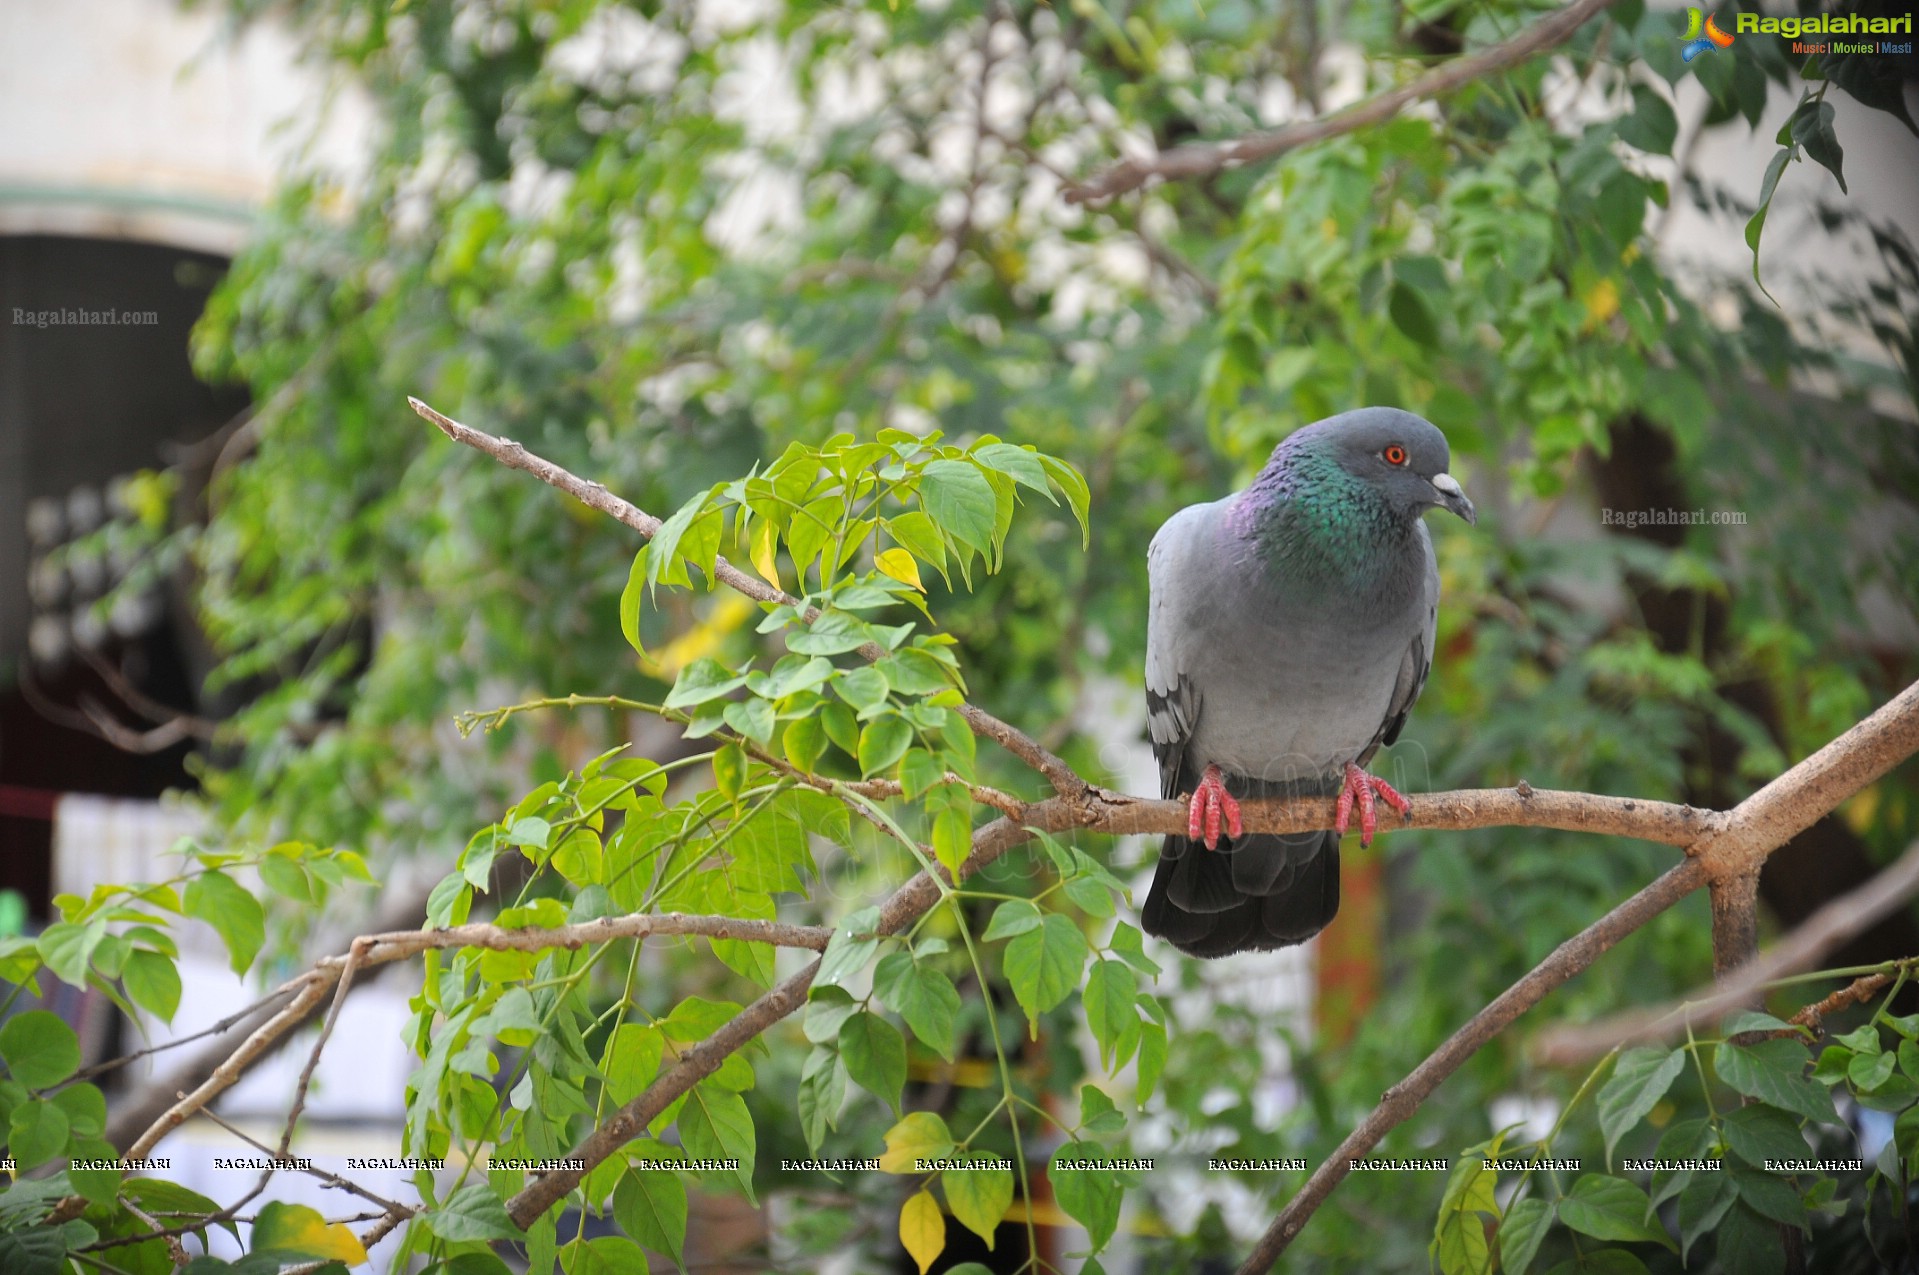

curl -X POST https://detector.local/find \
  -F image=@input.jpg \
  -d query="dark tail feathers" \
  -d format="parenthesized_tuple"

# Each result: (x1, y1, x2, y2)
(1141, 829, 1341, 958)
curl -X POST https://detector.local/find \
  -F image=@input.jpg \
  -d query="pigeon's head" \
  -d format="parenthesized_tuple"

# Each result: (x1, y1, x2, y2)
(1288, 407, 1476, 526)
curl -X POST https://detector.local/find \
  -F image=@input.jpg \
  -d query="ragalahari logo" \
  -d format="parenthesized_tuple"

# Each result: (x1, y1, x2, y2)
(1680, 7, 1736, 60)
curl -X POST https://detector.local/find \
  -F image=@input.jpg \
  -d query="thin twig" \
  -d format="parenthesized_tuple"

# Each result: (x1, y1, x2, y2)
(1064, 0, 1618, 203)
(122, 973, 334, 1161)
(74, 984, 301, 1083)
(197, 1105, 414, 1222)
(278, 938, 368, 1158)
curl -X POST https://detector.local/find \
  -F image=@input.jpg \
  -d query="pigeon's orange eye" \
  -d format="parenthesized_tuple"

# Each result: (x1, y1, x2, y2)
(1383, 445, 1408, 466)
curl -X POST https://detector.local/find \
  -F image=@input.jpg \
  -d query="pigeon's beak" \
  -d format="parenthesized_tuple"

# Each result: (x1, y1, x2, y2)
(1431, 472, 1476, 525)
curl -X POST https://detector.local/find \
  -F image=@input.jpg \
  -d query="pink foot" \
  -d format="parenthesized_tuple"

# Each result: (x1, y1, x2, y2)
(1187, 764, 1244, 850)
(1334, 762, 1411, 848)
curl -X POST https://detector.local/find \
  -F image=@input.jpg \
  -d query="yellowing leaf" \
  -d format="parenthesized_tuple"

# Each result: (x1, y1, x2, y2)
(880, 1110, 955, 1173)
(900, 1189, 945, 1274)
(749, 515, 781, 589)
(876, 547, 923, 591)
(1582, 277, 1621, 329)
(250, 1201, 370, 1263)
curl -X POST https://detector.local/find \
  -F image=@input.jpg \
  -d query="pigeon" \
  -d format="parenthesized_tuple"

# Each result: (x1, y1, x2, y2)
(1141, 408, 1475, 958)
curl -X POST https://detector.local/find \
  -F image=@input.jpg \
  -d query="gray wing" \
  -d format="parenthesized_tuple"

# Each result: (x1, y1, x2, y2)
(1143, 504, 1214, 800)
(1360, 521, 1439, 764)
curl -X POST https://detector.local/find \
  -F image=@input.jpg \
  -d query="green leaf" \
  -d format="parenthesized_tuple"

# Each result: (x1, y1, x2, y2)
(1388, 281, 1440, 347)
(1713, 1201, 1786, 1275)
(932, 805, 972, 877)
(1681, 1167, 1742, 1259)
(52, 1082, 105, 1138)
(789, 611, 877, 659)
(1714, 1038, 1840, 1124)
(0, 1011, 80, 1089)
(183, 870, 265, 974)
(1791, 98, 1846, 193)
(1721, 1103, 1811, 1169)
(816, 905, 882, 987)
(1083, 960, 1139, 1068)
(600, 1023, 664, 1106)
(557, 1236, 648, 1275)
(803, 985, 862, 1044)
(34, 920, 105, 988)
(918, 459, 998, 556)
(1051, 1142, 1122, 1248)
(982, 899, 1041, 941)
(835, 665, 890, 714)
(1616, 83, 1678, 155)
(1596, 1046, 1685, 1162)
(873, 952, 961, 1061)
(680, 1084, 757, 1201)
(1006, 914, 1089, 1025)
(1433, 1152, 1497, 1275)
(899, 748, 946, 800)
(798, 1047, 845, 1151)
(884, 511, 949, 586)
(1744, 146, 1792, 302)
(8, 1099, 69, 1168)
(839, 1010, 908, 1113)
(1730, 1166, 1806, 1228)
(945, 1161, 1014, 1245)
(1554, 1176, 1674, 1249)
(783, 714, 827, 771)
(0, 1227, 79, 1275)
(712, 742, 746, 800)
(618, 548, 647, 656)
(1851, 1047, 1897, 1091)
(424, 1184, 527, 1242)
(1499, 1197, 1553, 1275)
(858, 716, 914, 777)
(1650, 1117, 1712, 1208)
(1038, 455, 1091, 548)
(664, 657, 750, 709)
(615, 1163, 687, 1263)
(971, 443, 1054, 501)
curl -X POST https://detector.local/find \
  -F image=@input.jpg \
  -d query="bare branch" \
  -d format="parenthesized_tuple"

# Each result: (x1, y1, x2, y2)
(123, 973, 335, 1162)
(1237, 678, 1919, 1269)
(1690, 678, 1919, 880)
(1533, 840, 1919, 1064)
(410, 397, 1086, 799)
(1234, 858, 1708, 1273)
(76, 984, 301, 1084)
(279, 939, 368, 1158)
(1064, 0, 1617, 204)
(326, 912, 833, 968)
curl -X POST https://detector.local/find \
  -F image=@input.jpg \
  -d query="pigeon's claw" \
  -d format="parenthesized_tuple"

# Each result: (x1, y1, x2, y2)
(1334, 762, 1410, 848)
(1187, 764, 1243, 850)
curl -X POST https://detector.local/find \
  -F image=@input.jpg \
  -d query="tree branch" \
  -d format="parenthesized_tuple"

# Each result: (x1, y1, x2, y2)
(1236, 677, 1919, 1269)
(1063, 0, 1618, 203)
(1533, 840, 1919, 1064)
